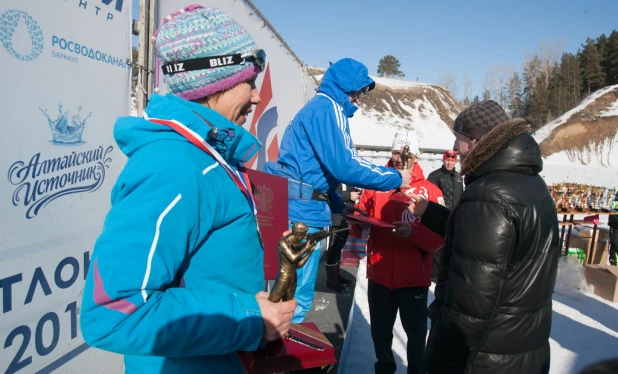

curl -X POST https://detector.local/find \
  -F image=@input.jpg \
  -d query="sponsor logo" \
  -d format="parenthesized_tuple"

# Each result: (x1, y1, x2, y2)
(210, 56, 234, 67)
(51, 35, 127, 69)
(0, 9, 44, 61)
(41, 103, 90, 144)
(8, 146, 114, 219)
(7, 103, 114, 219)
(71, 0, 125, 21)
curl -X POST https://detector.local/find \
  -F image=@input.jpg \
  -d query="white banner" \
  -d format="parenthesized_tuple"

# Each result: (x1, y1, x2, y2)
(0, 0, 130, 372)
(155, 0, 318, 171)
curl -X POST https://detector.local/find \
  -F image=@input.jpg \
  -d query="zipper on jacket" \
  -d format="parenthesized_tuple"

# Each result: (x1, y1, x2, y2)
(299, 178, 303, 199)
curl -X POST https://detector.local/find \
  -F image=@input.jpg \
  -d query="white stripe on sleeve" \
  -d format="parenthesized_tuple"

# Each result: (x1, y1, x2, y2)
(140, 194, 182, 302)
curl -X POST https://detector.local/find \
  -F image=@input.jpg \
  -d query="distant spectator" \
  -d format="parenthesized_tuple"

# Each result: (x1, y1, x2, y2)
(427, 150, 463, 209)
(609, 188, 618, 266)
(427, 149, 463, 281)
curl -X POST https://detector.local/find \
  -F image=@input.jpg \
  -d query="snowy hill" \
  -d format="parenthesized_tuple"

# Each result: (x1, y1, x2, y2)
(533, 85, 618, 187)
(310, 69, 464, 150)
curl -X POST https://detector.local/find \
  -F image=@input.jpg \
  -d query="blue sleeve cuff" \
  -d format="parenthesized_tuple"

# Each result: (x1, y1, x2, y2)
(233, 293, 264, 350)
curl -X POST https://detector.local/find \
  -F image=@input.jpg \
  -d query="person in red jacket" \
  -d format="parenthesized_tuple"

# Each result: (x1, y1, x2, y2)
(351, 131, 444, 374)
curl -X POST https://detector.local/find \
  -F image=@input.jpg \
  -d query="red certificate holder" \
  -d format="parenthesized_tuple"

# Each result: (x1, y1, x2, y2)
(240, 171, 337, 373)
(244, 169, 288, 281)
(345, 213, 396, 229)
(238, 323, 336, 374)
(389, 192, 412, 205)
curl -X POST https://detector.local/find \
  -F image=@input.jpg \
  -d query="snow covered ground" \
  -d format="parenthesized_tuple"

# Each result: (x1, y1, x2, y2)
(340, 258, 618, 374)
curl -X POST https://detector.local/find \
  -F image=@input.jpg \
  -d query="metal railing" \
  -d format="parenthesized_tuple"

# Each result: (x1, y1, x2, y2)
(355, 144, 450, 155)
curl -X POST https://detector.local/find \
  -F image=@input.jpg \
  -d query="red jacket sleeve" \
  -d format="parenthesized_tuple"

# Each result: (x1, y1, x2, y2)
(349, 189, 375, 237)
(409, 222, 444, 253)
(408, 182, 445, 253)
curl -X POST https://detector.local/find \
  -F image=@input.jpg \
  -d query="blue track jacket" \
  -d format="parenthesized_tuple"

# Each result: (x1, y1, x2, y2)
(265, 58, 402, 227)
(80, 94, 265, 373)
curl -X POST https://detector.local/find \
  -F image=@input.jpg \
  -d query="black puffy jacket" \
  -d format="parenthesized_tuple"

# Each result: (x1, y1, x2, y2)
(425, 118, 560, 374)
(427, 165, 463, 209)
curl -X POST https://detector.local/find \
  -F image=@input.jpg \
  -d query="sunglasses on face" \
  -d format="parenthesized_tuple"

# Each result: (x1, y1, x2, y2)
(161, 49, 266, 76)
(350, 85, 371, 98)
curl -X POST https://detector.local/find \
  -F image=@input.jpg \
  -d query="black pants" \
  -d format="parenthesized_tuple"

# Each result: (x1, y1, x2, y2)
(610, 226, 618, 266)
(610, 215, 618, 266)
(368, 280, 428, 374)
(326, 218, 349, 265)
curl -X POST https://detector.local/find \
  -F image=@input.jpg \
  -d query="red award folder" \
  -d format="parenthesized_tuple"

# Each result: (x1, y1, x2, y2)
(238, 322, 337, 374)
(345, 214, 396, 229)
(389, 193, 412, 204)
(245, 169, 288, 281)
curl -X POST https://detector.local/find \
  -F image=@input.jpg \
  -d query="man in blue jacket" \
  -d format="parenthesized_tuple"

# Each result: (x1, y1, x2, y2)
(265, 58, 411, 322)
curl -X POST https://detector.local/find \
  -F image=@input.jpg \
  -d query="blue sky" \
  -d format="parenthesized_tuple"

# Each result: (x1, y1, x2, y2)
(133, 0, 617, 98)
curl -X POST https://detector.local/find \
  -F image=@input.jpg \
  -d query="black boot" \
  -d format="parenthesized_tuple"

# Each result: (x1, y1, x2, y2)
(337, 262, 354, 285)
(325, 263, 345, 292)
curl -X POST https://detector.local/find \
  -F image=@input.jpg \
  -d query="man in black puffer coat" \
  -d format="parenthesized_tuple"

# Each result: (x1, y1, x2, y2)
(419, 101, 560, 374)
(427, 150, 463, 209)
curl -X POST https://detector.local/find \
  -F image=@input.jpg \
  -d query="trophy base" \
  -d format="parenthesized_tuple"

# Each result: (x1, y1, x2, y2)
(238, 322, 337, 374)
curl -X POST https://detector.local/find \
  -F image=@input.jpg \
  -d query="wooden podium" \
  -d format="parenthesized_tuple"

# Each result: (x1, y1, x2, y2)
(238, 322, 336, 374)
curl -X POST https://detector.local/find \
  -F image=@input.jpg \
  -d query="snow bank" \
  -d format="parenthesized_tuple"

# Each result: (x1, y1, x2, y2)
(534, 85, 618, 144)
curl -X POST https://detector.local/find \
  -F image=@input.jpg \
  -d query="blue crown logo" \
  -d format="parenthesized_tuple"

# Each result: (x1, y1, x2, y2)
(0, 9, 44, 61)
(40, 103, 92, 144)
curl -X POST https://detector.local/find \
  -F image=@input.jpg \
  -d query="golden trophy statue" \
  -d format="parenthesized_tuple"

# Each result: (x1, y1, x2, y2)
(239, 222, 347, 373)
(269, 222, 349, 303)
(401, 144, 413, 170)
(269, 222, 317, 303)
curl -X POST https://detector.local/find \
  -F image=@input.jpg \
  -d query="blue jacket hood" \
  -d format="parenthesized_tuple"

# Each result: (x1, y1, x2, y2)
(114, 94, 261, 165)
(318, 58, 375, 118)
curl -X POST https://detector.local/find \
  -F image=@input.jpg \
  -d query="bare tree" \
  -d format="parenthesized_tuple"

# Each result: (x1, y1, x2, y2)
(538, 40, 564, 89)
(439, 72, 458, 98)
(483, 72, 496, 101)
(463, 74, 472, 106)
(484, 66, 514, 108)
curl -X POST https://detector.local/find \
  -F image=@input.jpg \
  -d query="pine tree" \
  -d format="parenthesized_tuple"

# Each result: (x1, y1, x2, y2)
(548, 64, 563, 118)
(522, 56, 543, 123)
(580, 38, 606, 95)
(377, 55, 405, 78)
(604, 30, 618, 85)
(560, 53, 582, 110)
(471, 95, 480, 104)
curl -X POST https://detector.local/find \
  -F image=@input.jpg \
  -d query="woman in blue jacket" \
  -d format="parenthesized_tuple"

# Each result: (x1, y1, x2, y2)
(80, 5, 296, 373)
